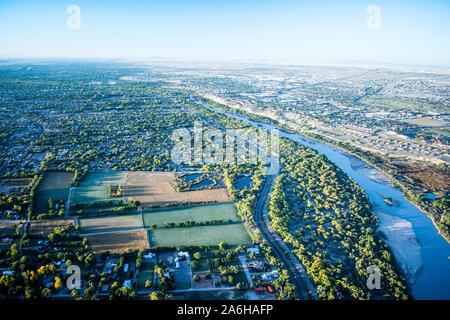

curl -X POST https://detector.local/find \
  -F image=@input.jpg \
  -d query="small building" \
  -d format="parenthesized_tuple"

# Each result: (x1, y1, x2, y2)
(123, 264, 129, 272)
(247, 247, 261, 256)
(143, 253, 155, 260)
(267, 285, 275, 293)
(123, 280, 131, 287)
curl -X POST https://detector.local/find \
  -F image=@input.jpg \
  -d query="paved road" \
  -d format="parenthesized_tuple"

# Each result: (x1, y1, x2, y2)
(255, 175, 318, 300)
(64, 187, 74, 218)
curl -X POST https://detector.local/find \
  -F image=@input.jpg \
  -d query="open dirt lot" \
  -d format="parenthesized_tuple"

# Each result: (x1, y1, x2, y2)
(0, 179, 30, 194)
(38, 172, 74, 190)
(79, 214, 142, 234)
(124, 172, 231, 207)
(29, 219, 74, 236)
(400, 117, 448, 128)
(87, 230, 148, 254)
(0, 222, 18, 236)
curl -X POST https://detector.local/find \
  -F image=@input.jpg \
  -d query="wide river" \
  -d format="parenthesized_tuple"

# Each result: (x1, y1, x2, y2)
(200, 101, 450, 300)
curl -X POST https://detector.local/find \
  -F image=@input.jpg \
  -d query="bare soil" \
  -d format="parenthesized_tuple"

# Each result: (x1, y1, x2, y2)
(29, 219, 74, 236)
(124, 172, 231, 207)
(87, 230, 148, 254)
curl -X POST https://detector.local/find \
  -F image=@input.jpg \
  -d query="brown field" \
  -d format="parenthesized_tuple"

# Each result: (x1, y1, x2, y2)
(0, 222, 18, 236)
(79, 214, 142, 234)
(400, 117, 448, 128)
(29, 219, 74, 236)
(387, 160, 450, 192)
(0, 179, 30, 187)
(87, 230, 149, 254)
(38, 172, 74, 191)
(0, 179, 30, 194)
(124, 172, 231, 207)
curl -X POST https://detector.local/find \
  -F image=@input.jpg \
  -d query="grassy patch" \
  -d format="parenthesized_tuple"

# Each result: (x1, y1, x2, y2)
(36, 172, 74, 213)
(142, 203, 240, 228)
(137, 262, 155, 290)
(72, 172, 126, 203)
(36, 188, 70, 213)
(71, 186, 108, 203)
(78, 172, 126, 187)
(191, 251, 210, 274)
(148, 223, 252, 247)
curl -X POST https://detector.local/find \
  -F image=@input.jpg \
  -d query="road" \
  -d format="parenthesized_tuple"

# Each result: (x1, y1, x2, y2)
(64, 187, 74, 218)
(255, 174, 318, 300)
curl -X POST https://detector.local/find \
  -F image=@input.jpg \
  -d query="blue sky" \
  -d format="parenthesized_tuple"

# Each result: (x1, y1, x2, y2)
(0, 0, 449, 66)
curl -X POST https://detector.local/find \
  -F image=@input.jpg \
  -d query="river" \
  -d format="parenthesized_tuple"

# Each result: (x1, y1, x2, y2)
(199, 101, 450, 300)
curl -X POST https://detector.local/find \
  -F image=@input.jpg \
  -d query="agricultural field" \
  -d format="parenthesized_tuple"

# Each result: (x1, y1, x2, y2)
(0, 222, 18, 236)
(87, 230, 148, 254)
(142, 203, 240, 228)
(79, 172, 126, 187)
(28, 219, 74, 236)
(124, 172, 231, 207)
(78, 203, 251, 249)
(400, 117, 449, 128)
(0, 179, 30, 194)
(36, 172, 74, 213)
(71, 172, 126, 204)
(79, 214, 142, 234)
(148, 223, 252, 247)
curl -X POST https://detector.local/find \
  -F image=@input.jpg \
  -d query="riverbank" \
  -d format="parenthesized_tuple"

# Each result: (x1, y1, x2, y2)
(197, 96, 450, 299)
(298, 131, 450, 245)
(200, 95, 449, 244)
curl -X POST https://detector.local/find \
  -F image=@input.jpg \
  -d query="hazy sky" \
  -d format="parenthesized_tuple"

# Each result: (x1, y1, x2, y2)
(0, 0, 449, 66)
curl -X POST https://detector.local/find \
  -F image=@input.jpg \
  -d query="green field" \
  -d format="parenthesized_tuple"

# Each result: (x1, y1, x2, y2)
(36, 189, 70, 213)
(142, 203, 240, 228)
(148, 223, 252, 247)
(137, 262, 155, 290)
(35, 172, 74, 213)
(78, 172, 126, 187)
(72, 172, 126, 204)
(71, 186, 108, 203)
